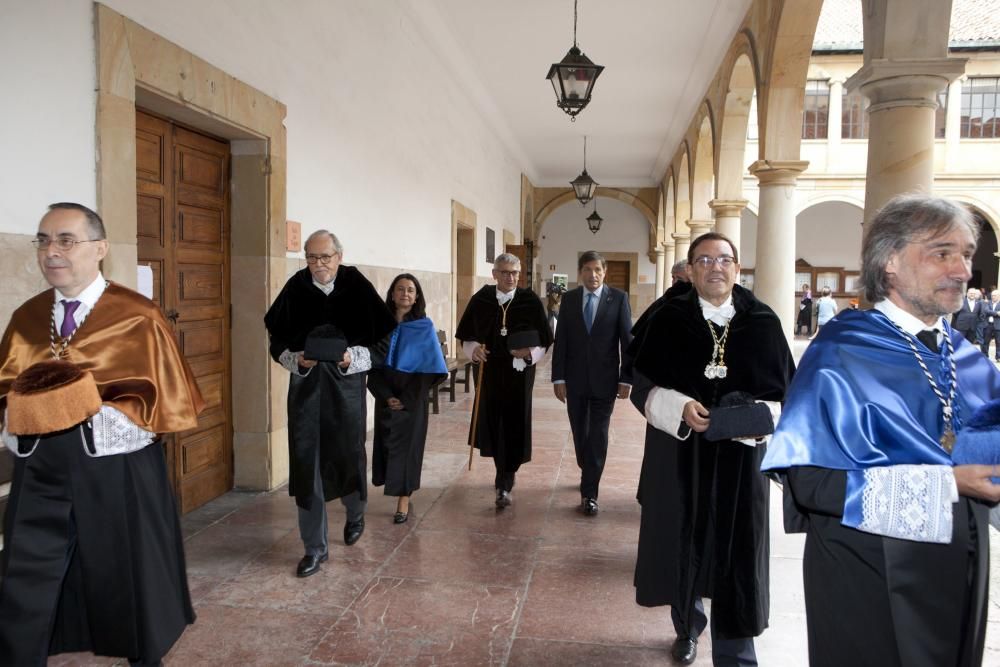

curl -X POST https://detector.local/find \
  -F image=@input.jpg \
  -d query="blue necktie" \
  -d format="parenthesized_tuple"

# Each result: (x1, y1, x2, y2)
(584, 292, 595, 333)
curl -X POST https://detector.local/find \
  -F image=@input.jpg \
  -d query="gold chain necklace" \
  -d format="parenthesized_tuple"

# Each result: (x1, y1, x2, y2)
(498, 292, 515, 336)
(704, 319, 730, 379)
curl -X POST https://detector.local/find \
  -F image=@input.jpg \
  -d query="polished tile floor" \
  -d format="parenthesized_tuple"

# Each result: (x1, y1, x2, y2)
(53, 344, 1000, 666)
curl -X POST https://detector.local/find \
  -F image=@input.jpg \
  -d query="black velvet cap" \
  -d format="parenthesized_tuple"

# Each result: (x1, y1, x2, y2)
(703, 391, 775, 442)
(304, 324, 349, 362)
(506, 329, 541, 352)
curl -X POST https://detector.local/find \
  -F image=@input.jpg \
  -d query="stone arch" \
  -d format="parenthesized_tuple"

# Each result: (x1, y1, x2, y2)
(533, 187, 657, 238)
(717, 51, 758, 202)
(795, 193, 866, 216)
(664, 170, 676, 242)
(795, 200, 865, 271)
(757, 0, 825, 162)
(675, 145, 692, 236)
(692, 108, 716, 221)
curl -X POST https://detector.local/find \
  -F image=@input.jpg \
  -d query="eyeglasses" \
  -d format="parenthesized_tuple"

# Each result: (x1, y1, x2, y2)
(306, 254, 338, 265)
(692, 256, 736, 269)
(32, 237, 102, 251)
(496, 270, 520, 278)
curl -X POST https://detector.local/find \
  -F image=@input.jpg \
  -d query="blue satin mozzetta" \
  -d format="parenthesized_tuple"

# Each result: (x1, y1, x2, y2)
(762, 309, 1000, 527)
(386, 318, 449, 375)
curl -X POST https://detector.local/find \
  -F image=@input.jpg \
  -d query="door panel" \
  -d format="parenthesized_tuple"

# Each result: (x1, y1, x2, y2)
(136, 109, 233, 514)
(606, 260, 629, 293)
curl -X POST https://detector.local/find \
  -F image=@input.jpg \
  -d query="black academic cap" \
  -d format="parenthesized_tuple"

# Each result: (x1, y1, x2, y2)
(304, 324, 349, 362)
(506, 329, 541, 352)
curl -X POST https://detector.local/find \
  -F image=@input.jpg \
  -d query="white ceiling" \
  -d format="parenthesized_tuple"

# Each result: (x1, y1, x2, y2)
(409, 0, 753, 188)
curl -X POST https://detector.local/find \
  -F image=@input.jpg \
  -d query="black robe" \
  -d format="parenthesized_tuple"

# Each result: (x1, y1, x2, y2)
(264, 266, 395, 507)
(455, 286, 551, 471)
(628, 285, 794, 639)
(368, 328, 446, 497)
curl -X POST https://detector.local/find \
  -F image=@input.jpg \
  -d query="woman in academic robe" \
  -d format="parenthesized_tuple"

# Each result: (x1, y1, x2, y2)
(368, 274, 447, 522)
(796, 284, 813, 336)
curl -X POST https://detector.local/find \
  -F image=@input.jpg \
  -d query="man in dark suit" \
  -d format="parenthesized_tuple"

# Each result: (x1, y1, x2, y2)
(551, 251, 634, 516)
(981, 289, 1000, 359)
(953, 287, 985, 343)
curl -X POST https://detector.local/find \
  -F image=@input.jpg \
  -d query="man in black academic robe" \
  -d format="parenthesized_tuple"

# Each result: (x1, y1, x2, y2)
(456, 253, 551, 508)
(628, 233, 793, 666)
(264, 230, 395, 577)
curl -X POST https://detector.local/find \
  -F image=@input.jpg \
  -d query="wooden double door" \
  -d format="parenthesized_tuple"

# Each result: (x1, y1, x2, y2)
(136, 110, 233, 513)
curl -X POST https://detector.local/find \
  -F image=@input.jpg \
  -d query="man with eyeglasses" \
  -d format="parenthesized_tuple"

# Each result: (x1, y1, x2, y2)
(628, 232, 793, 666)
(456, 253, 551, 508)
(0, 203, 205, 666)
(763, 195, 1000, 667)
(265, 230, 395, 577)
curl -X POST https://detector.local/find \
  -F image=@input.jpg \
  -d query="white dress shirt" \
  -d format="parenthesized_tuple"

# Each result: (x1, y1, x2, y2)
(53, 272, 108, 334)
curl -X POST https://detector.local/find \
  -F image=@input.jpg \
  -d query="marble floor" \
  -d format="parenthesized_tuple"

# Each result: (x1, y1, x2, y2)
(52, 344, 1000, 666)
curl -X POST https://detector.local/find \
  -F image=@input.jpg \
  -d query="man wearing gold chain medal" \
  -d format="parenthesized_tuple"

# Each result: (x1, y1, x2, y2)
(456, 253, 551, 508)
(763, 195, 1000, 667)
(0, 203, 204, 665)
(628, 232, 794, 666)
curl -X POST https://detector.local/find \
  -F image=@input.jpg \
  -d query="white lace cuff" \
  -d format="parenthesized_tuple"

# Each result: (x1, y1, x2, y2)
(342, 345, 372, 375)
(88, 405, 156, 457)
(644, 387, 692, 440)
(851, 464, 957, 543)
(279, 349, 312, 377)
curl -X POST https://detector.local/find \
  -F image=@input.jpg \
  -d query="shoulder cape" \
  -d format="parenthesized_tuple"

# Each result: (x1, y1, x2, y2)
(762, 309, 1000, 473)
(630, 284, 793, 404)
(455, 285, 552, 348)
(387, 317, 449, 375)
(264, 265, 396, 356)
(0, 283, 204, 433)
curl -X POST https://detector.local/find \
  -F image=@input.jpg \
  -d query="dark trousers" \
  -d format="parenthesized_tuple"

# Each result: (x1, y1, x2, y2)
(298, 445, 366, 557)
(980, 325, 999, 359)
(566, 392, 615, 499)
(494, 469, 516, 492)
(672, 599, 758, 667)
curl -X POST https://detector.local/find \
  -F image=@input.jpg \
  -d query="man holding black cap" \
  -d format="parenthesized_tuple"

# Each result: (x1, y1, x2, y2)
(456, 253, 551, 508)
(265, 230, 395, 577)
(628, 232, 793, 666)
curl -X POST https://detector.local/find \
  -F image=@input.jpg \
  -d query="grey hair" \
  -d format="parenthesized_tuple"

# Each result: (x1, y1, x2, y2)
(670, 260, 688, 275)
(48, 202, 106, 240)
(305, 229, 343, 255)
(861, 194, 979, 303)
(494, 253, 521, 269)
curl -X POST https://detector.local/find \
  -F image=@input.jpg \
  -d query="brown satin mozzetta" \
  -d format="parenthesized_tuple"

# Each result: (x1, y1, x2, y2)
(0, 283, 205, 433)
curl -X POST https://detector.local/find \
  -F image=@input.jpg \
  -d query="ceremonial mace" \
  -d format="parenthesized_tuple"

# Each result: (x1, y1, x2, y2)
(468, 347, 487, 471)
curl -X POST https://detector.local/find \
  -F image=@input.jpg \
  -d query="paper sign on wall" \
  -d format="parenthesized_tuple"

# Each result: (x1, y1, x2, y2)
(137, 264, 154, 300)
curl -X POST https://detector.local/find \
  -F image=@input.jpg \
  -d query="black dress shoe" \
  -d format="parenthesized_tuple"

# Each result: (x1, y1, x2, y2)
(495, 489, 512, 508)
(393, 509, 409, 524)
(582, 497, 599, 516)
(296, 552, 328, 578)
(670, 637, 697, 665)
(344, 517, 365, 545)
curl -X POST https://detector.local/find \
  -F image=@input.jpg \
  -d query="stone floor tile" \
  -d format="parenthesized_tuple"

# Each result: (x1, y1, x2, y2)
(309, 577, 520, 665)
(382, 529, 539, 588)
(183, 523, 293, 577)
(516, 557, 671, 647)
(165, 604, 337, 666)
(507, 638, 670, 666)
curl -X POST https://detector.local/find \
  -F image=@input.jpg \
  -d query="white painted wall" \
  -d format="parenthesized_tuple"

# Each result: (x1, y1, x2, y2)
(796, 201, 863, 269)
(0, 0, 97, 230)
(535, 197, 654, 287)
(1, 0, 524, 277)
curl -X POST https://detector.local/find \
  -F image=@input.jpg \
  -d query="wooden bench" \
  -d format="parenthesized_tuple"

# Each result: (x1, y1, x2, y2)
(429, 330, 474, 414)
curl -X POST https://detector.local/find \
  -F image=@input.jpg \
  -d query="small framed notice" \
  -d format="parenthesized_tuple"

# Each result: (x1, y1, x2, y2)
(485, 228, 495, 262)
(286, 220, 302, 252)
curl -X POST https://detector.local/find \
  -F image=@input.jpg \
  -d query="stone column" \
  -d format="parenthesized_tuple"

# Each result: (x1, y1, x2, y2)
(686, 220, 714, 245)
(654, 246, 666, 295)
(663, 241, 676, 277)
(709, 199, 748, 254)
(827, 78, 844, 169)
(748, 160, 809, 341)
(847, 59, 965, 223)
(672, 233, 691, 265)
(944, 75, 964, 172)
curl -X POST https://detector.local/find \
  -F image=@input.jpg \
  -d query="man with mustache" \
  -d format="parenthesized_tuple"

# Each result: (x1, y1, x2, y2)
(763, 195, 1000, 667)
(0, 203, 204, 665)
